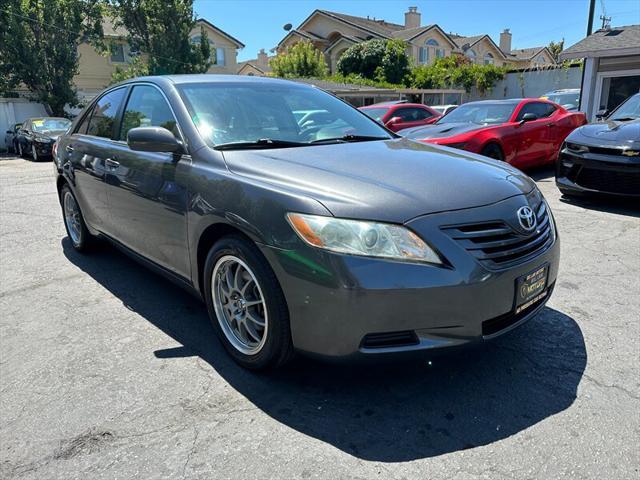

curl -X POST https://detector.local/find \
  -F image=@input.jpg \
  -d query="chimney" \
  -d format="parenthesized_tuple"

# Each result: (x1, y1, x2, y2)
(500, 28, 512, 53)
(257, 48, 268, 68)
(404, 6, 420, 29)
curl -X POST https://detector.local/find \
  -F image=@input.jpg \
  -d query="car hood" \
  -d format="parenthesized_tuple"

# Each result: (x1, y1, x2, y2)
(571, 119, 640, 146)
(222, 138, 535, 223)
(401, 122, 490, 140)
(36, 130, 66, 141)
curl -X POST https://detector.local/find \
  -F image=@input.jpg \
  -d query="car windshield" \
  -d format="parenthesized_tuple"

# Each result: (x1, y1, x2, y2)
(609, 94, 640, 121)
(177, 82, 393, 148)
(31, 118, 71, 132)
(436, 102, 516, 125)
(544, 92, 580, 109)
(361, 107, 389, 123)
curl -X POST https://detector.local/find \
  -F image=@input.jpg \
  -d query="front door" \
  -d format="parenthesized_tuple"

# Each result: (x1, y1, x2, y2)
(104, 84, 191, 278)
(512, 102, 557, 168)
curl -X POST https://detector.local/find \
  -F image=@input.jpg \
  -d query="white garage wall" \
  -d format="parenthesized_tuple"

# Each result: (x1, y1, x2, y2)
(0, 99, 48, 150)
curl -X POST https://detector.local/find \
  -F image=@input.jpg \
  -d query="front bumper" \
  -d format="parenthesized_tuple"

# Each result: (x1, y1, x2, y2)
(556, 146, 640, 197)
(260, 192, 560, 359)
(32, 141, 54, 157)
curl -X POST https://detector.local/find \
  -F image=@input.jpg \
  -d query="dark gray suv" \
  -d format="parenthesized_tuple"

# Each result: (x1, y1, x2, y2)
(55, 75, 559, 370)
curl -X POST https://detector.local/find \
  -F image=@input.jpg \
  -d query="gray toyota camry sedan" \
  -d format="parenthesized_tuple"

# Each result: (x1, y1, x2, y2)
(54, 75, 559, 370)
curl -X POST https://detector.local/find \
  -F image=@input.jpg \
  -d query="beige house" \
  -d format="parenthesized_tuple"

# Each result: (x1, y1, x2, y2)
(74, 18, 244, 101)
(237, 49, 274, 76)
(272, 7, 556, 74)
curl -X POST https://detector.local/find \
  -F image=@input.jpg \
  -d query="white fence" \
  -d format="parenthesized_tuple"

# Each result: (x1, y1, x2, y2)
(468, 65, 583, 101)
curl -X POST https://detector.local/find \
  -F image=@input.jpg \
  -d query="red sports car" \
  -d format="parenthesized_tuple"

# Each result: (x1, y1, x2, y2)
(402, 98, 587, 169)
(359, 102, 441, 132)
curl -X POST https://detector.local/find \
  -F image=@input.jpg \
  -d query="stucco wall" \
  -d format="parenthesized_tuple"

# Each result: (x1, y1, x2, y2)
(410, 29, 455, 65)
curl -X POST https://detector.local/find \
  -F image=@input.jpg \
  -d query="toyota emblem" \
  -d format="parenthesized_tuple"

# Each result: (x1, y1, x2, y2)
(517, 206, 536, 232)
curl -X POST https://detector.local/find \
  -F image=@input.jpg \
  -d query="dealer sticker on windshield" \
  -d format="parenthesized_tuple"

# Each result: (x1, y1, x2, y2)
(515, 264, 548, 314)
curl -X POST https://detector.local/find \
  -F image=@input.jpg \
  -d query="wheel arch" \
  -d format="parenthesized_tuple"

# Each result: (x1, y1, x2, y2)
(480, 139, 506, 160)
(195, 222, 256, 297)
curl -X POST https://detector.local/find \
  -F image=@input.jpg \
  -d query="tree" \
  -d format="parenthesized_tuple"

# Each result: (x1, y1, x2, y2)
(548, 39, 564, 62)
(0, 0, 104, 115)
(337, 39, 411, 84)
(109, 0, 211, 75)
(269, 41, 328, 78)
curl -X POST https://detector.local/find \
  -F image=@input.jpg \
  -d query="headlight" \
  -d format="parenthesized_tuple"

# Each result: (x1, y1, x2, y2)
(286, 213, 443, 265)
(566, 142, 588, 154)
(442, 142, 467, 150)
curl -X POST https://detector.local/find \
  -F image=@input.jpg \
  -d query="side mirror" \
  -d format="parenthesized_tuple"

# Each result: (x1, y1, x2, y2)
(595, 109, 609, 120)
(519, 113, 538, 124)
(127, 126, 183, 153)
(6, 130, 11, 134)
(386, 116, 402, 126)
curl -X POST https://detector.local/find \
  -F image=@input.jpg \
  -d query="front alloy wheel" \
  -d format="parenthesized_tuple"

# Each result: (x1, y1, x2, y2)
(31, 145, 39, 161)
(17, 142, 23, 158)
(212, 255, 268, 355)
(203, 235, 293, 370)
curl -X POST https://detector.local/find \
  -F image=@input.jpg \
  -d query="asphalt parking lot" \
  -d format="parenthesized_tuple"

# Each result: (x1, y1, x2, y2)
(1, 155, 638, 479)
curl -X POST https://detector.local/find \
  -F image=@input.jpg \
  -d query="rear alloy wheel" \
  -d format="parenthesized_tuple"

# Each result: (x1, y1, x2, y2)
(60, 185, 94, 252)
(204, 235, 293, 370)
(481, 143, 504, 161)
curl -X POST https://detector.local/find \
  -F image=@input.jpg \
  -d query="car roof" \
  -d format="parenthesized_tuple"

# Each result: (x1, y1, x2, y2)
(461, 99, 524, 106)
(122, 74, 304, 87)
(361, 103, 430, 109)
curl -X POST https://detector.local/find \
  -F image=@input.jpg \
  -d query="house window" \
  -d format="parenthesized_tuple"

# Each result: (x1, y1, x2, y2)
(418, 47, 427, 64)
(484, 53, 494, 65)
(110, 44, 125, 63)
(191, 35, 224, 66)
(436, 48, 445, 58)
(466, 49, 477, 61)
(215, 47, 225, 66)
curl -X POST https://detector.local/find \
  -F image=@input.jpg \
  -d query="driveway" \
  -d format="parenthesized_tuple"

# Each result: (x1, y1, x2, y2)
(1, 156, 638, 479)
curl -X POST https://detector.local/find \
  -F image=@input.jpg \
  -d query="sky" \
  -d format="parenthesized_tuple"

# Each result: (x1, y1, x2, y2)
(193, 0, 640, 62)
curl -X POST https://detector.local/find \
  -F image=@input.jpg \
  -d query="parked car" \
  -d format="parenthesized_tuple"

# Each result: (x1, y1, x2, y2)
(4, 123, 22, 153)
(55, 75, 559, 370)
(359, 102, 441, 132)
(540, 89, 581, 112)
(556, 92, 640, 198)
(431, 105, 458, 116)
(402, 98, 587, 170)
(16, 117, 72, 161)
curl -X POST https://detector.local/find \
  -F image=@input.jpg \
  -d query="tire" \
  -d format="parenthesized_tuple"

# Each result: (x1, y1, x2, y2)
(60, 184, 94, 253)
(7, 141, 14, 154)
(481, 143, 504, 161)
(17, 142, 25, 158)
(203, 235, 293, 370)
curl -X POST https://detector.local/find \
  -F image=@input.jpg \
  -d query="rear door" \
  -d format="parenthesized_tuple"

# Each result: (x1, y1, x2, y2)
(391, 107, 437, 132)
(61, 87, 127, 230)
(104, 84, 190, 277)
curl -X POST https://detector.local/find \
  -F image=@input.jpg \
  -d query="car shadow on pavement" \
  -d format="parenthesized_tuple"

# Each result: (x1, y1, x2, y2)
(559, 195, 640, 218)
(63, 238, 587, 462)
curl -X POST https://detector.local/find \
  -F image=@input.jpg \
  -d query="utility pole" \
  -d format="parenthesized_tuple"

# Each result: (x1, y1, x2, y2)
(599, 14, 612, 30)
(587, 0, 596, 35)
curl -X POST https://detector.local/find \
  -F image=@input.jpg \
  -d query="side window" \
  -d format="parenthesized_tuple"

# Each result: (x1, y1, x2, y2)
(415, 108, 433, 120)
(86, 88, 126, 139)
(75, 108, 94, 134)
(516, 102, 556, 121)
(119, 85, 179, 140)
(395, 108, 423, 122)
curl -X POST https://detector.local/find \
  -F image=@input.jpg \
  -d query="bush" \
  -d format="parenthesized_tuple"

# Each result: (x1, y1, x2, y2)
(270, 41, 328, 78)
(410, 56, 505, 94)
(337, 39, 411, 84)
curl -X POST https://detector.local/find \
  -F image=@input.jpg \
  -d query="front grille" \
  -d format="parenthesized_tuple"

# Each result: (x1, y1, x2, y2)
(361, 330, 419, 349)
(482, 282, 555, 336)
(575, 167, 640, 195)
(442, 201, 554, 269)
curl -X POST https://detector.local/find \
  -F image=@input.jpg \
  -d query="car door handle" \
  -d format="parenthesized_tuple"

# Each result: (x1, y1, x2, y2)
(65, 145, 74, 153)
(105, 158, 120, 169)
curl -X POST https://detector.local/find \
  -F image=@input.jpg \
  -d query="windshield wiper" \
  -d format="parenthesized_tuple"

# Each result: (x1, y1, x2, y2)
(611, 116, 638, 122)
(310, 134, 390, 144)
(214, 138, 307, 150)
